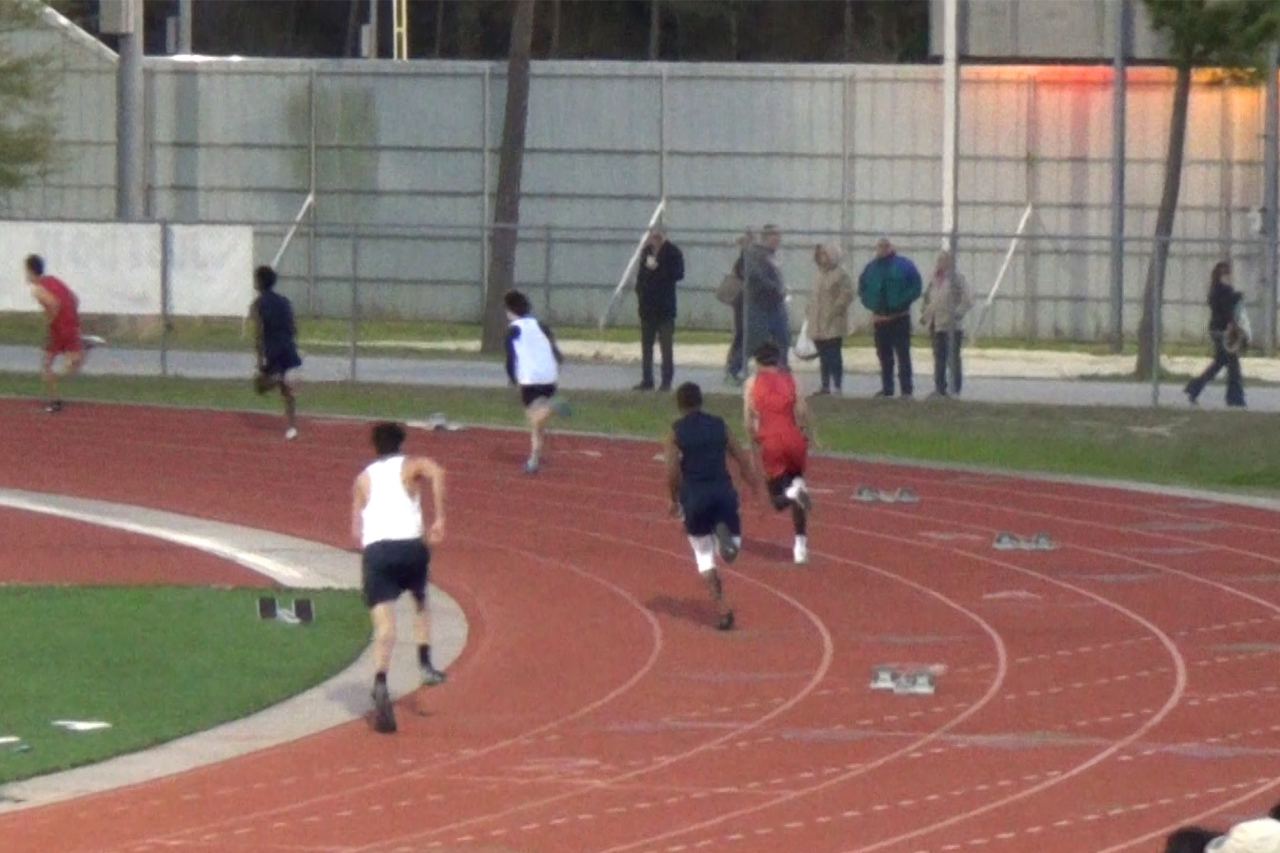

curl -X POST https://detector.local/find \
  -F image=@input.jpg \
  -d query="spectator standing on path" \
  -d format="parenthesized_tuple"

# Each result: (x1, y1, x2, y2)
(723, 230, 753, 385)
(919, 250, 973, 398)
(1184, 260, 1246, 409)
(858, 237, 923, 399)
(741, 224, 790, 369)
(634, 225, 685, 392)
(805, 243, 854, 396)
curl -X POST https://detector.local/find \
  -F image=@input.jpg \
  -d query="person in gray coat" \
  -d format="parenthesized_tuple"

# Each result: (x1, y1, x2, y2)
(740, 224, 790, 368)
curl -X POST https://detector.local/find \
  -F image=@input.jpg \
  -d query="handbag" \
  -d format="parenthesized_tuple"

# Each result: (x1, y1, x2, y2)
(792, 319, 819, 361)
(1226, 302, 1252, 355)
(715, 273, 743, 305)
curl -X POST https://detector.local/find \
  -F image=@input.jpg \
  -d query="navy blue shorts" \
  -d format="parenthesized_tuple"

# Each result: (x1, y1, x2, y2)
(262, 346, 302, 379)
(681, 483, 741, 538)
(362, 538, 430, 608)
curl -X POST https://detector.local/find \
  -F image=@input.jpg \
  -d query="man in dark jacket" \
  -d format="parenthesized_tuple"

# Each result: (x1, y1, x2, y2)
(858, 237, 923, 398)
(634, 226, 685, 391)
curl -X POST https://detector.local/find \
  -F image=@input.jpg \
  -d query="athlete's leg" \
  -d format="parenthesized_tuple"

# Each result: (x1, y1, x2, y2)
(280, 373, 298, 435)
(369, 599, 398, 733)
(41, 350, 58, 404)
(407, 543, 446, 686)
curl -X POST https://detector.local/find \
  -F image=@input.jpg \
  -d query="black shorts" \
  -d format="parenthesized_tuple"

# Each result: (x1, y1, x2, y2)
(767, 473, 801, 511)
(681, 483, 742, 538)
(521, 383, 558, 408)
(361, 538, 430, 608)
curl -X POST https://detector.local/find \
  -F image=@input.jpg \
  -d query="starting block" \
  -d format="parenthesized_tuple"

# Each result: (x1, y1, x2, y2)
(855, 486, 920, 504)
(870, 665, 900, 690)
(893, 670, 937, 696)
(992, 532, 1057, 551)
(258, 596, 314, 625)
(408, 413, 463, 432)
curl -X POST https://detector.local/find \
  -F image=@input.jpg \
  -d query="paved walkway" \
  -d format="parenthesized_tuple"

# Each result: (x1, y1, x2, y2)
(5, 342, 1278, 412)
(0, 489, 468, 814)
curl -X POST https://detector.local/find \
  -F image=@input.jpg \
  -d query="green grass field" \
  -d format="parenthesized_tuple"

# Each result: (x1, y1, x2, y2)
(0, 311, 1231, 360)
(2, 372, 1277, 495)
(0, 585, 369, 786)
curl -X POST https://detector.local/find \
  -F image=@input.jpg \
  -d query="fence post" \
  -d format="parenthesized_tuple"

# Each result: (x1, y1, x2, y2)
(1151, 238, 1164, 408)
(1109, 0, 1130, 354)
(543, 225, 553, 317)
(159, 221, 170, 378)
(350, 236, 359, 383)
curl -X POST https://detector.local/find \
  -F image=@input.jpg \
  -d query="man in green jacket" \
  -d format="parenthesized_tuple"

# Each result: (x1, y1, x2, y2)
(857, 237, 923, 398)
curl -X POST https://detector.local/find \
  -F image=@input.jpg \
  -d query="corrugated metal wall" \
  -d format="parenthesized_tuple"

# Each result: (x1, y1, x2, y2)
(0, 39, 1267, 341)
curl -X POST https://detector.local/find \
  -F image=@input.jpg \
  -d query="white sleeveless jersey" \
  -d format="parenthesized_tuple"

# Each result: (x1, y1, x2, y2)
(360, 456, 424, 547)
(509, 316, 559, 385)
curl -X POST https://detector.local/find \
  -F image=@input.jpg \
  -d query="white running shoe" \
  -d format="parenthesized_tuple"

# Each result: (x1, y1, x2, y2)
(285, 427, 298, 441)
(794, 536, 809, 565)
(785, 477, 812, 512)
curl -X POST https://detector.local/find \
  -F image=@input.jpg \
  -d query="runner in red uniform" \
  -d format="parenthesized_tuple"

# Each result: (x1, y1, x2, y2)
(743, 341, 814, 564)
(25, 254, 99, 413)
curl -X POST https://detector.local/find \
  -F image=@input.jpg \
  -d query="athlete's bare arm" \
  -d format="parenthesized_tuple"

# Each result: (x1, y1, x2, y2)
(405, 457, 446, 544)
(351, 472, 370, 548)
(664, 429, 682, 514)
(726, 431, 759, 496)
(30, 285, 58, 321)
(794, 389, 813, 437)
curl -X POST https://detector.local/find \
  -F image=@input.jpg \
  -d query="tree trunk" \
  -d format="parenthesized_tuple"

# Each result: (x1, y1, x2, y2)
(649, 0, 660, 59)
(1135, 62, 1192, 380)
(843, 0, 854, 62)
(433, 0, 444, 57)
(480, 0, 537, 353)
(550, 0, 562, 57)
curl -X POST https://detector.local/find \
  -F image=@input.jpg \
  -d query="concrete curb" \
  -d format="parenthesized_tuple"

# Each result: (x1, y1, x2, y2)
(0, 490, 468, 814)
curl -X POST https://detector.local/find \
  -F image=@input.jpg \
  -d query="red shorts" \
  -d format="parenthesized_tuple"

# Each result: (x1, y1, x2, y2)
(756, 429, 808, 481)
(46, 321, 82, 356)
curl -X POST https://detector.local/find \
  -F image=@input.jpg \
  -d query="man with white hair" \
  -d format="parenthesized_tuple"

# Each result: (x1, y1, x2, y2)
(1205, 816, 1280, 853)
(857, 236, 923, 399)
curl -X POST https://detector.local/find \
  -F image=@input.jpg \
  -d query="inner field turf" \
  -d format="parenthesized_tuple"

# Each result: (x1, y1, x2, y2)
(0, 399, 1278, 853)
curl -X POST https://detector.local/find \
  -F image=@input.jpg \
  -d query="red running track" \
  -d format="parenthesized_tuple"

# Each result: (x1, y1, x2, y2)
(0, 399, 1278, 853)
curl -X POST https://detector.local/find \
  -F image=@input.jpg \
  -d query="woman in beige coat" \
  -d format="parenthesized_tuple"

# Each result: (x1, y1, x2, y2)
(805, 244, 854, 395)
(919, 250, 973, 397)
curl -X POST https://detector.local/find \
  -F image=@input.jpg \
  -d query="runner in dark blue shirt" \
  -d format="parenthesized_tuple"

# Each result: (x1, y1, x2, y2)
(251, 266, 303, 440)
(663, 382, 757, 631)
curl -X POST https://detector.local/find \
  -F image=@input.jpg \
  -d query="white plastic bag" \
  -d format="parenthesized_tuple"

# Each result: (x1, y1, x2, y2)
(792, 319, 819, 361)
(1236, 302, 1253, 343)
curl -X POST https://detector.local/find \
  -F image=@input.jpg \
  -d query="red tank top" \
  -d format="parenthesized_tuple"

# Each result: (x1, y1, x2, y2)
(750, 368, 801, 439)
(38, 276, 79, 325)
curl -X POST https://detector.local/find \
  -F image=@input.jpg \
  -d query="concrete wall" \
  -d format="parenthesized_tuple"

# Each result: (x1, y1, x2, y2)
(0, 10, 1270, 342)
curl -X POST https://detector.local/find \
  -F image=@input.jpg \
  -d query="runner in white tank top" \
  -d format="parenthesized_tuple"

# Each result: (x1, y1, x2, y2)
(351, 421, 448, 734)
(502, 289, 572, 473)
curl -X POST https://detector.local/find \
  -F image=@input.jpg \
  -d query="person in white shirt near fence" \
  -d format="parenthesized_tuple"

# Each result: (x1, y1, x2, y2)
(350, 421, 448, 735)
(503, 289, 572, 473)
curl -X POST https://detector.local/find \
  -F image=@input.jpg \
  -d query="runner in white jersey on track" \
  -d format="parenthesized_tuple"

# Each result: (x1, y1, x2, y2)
(503, 289, 572, 473)
(350, 421, 448, 734)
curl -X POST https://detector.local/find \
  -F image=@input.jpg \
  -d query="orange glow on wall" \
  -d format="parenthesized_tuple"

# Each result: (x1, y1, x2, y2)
(963, 64, 1270, 88)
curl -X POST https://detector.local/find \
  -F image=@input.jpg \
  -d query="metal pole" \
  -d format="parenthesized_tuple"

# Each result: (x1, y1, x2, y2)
(942, 0, 961, 394)
(659, 68, 668, 201)
(543, 225, 553, 317)
(116, 0, 146, 221)
(307, 68, 318, 315)
(160, 223, 170, 377)
(177, 0, 193, 54)
(481, 68, 492, 304)
(1263, 41, 1279, 355)
(350, 237, 360, 383)
(1152, 236, 1164, 407)
(1110, 0, 1130, 354)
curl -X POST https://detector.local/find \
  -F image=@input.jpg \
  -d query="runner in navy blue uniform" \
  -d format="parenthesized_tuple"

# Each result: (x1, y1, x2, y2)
(663, 382, 758, 631)
(251, 266, 303, 440)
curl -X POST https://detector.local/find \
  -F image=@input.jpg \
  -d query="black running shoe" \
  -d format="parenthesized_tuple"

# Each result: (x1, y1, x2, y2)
(716, 610, 735, 631)
(421, 665, 447, 687)
(371, 681, 397, 734)
(715, 522, 739, 564)
(44, 400, 62, 414)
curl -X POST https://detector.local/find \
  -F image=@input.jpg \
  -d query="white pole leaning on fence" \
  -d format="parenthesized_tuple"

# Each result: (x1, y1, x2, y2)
(598, 197, 666, 330)
(969, 203, 1033, 344)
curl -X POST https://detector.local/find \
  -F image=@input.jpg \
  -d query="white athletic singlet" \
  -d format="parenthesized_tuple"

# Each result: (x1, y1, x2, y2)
(360, 455, 424, 548)
(509, 316, 559, 385)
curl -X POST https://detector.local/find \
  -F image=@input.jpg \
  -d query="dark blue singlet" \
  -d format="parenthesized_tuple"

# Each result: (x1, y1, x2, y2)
(672, 410, 742, 538)
(255, 290, 303, 375)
